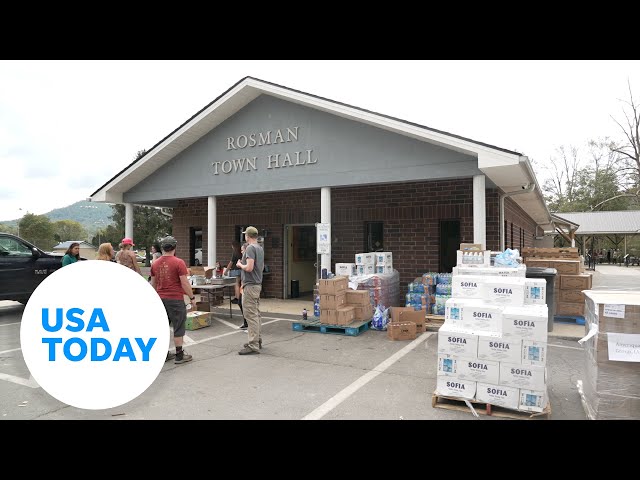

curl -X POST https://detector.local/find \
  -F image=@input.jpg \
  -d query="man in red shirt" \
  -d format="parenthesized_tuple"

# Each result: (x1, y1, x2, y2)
(150, 235, 195, 364)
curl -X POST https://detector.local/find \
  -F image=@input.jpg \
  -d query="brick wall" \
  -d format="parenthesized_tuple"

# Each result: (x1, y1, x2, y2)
(504, 197, 538, 250)
(169, 179, 537, 299)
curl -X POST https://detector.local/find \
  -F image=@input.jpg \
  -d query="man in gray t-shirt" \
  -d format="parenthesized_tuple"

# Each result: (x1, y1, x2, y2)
(236, 226, 264, 354)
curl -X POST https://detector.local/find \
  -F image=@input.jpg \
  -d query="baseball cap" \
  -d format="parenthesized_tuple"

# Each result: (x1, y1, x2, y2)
(159, 235, 177, 247)
(242, 226, 259, 236)
(121, 237, 135, 246)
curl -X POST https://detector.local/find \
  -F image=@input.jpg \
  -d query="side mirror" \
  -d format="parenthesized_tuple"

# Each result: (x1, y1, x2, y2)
(32, 248, 41, 258)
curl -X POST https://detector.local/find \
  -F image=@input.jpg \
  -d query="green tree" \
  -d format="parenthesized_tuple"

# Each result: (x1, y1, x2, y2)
(0, 223, 18, 235)
(19, 213, 56, 250)
(53, 219, 88, 243)
(91, 224, 124, 249)
(110, 204, 172, 266)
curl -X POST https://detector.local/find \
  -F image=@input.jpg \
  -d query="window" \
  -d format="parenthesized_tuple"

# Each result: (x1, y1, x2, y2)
(0, 237, 32, 257)
(365, 222, 383, 252)
(293, 226, 316, 262)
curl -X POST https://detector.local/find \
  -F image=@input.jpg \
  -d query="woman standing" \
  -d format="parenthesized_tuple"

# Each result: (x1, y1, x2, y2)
(62, 242, 80, 267)
(115, 237, 141, 274)
(96, 243, 115, 261)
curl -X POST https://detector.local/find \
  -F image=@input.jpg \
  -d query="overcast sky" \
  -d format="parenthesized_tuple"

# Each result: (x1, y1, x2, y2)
(1, 60, 638, 222)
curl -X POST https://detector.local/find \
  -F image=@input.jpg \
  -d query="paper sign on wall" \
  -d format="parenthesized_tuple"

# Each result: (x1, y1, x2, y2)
(316, 223, 331, 255)
(607, 333, 640, 362)
(603, 304, 625, 318)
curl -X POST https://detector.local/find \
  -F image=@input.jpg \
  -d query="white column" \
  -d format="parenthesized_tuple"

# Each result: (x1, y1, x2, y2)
(208, 196, 216, 267)
(125, 203, 134, 240)
(473, 175, 486, 249)
(320, 187, 331, 272)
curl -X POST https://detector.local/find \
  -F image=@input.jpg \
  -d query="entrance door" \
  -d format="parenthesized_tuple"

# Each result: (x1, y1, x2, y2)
(284, 224, 317, 299)
(440, 220, 460, 273)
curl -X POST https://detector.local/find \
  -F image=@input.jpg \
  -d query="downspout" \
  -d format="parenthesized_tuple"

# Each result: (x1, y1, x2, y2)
(500, 183, 535, 251)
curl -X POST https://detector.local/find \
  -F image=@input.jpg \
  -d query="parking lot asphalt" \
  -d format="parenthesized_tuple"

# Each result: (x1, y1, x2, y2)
(1, 264, 637, 420)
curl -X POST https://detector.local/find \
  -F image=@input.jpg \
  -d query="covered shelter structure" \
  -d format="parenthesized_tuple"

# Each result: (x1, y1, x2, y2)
(550, 211, 640, 261)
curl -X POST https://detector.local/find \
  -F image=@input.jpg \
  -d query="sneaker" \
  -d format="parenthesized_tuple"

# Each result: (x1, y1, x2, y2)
(231, 298, 239, 305)
(175, 352, 193, 364)
(240, 323, 248, 330)
(244, 339, 262, 349)
(165, 351, 176, 362)
(238, 346, 259, 355)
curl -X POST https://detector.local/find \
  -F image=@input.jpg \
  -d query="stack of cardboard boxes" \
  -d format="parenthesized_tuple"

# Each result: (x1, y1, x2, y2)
(435, 246, 551, 414)
(336, 251, 394, 276)
(578, 290, 640, 419)
(522, 247, 591, 317)
(318, 276, 373, 326)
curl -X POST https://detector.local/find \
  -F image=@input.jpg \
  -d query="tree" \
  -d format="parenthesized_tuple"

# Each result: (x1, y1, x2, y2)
(0, 223, 18, 235)
(53, 219, 88, 243)
(91, 224, 124, 249)
(19, 213, 56, 251)
(109, 204, 172, 266)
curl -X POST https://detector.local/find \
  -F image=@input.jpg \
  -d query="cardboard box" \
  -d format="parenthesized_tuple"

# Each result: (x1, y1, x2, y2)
(353, 303, 373, 321)
(388, 321, 417, 341)
(318, 276, 348, 295)
(558, 289, 585, 304)
(320, 293, 346, 310)
(521, 340, 547, 366)
(438, 325, 479, 357)
(525, 259, 551, 268)
(477, 335, 522, 364)
(437, 354, 459, 376)
(355, 253, 375, 265)
(185, 311, 211, 330)
(483, 277, 526, 306)
(375, 252, 393, 265)
(375, 265, 394, 274)
(356, 264, 375, 275)
(499, 363, 546, 390)
(444, 298, 478, 330)
(524, 278, 547, 305)
(390, 307, 425, 332)
(345, 289, 371, 306)
(451, 275, 486, 299)
(556, 302, 584, 316)
(335, 263, 357, 276)
(549, 260, 580, 275)
(519, 388, 548, 413)
(336, 306, 355, 325)
(456, 357, 500, 384)
(560, 274, 592, 290)
(476, 383, 520, 410)
(435, 376, 477, 400)
(459, 243, 484, 251)
(461, 302, 503, 335)
(195, 301, 210, 312)
(452, 265, 526, 277)
(501, 305, 549, 342)
(457, 250, 491, 266)
(320, 309, 338, 325)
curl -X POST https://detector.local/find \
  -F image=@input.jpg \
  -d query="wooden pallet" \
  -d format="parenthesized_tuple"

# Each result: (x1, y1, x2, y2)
(554, 315, 586, 325)
(425, 314, 445, 331)
(522, 247, 579, 258)
(432, 393, 551, 420)
(292, 318, 371, 336)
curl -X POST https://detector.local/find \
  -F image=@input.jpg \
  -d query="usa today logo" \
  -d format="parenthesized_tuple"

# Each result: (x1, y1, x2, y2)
(20, 260, 170, 410)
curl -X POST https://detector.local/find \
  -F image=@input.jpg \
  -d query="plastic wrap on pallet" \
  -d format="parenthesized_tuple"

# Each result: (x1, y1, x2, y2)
(435, 283, 452, 295)
(422, 273, 438, 286)
(436, 273, 452, 284)
(433, 294, 451, 315)
(407, 281, 425, 293)
(578, 291, 640, 420)
(351, 270, 401, 308)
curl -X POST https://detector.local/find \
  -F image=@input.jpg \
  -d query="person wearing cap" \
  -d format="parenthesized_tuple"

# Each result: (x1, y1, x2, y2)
(150, 235, 195, 364)
(236, 226, 264, 355)
(115, 237, 141, 274)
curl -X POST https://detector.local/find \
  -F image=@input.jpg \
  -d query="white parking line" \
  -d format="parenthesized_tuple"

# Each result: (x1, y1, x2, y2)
(0, 322, 21, 327)
(184, 318, 283, 346)
(0, 373, 39, 388)
(0, 347, 21, 355)
(302, 332, 434, 420)
(212, 316, 241, 329)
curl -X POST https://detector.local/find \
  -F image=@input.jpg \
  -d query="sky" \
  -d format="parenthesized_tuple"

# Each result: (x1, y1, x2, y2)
(1, 60, 639, 222)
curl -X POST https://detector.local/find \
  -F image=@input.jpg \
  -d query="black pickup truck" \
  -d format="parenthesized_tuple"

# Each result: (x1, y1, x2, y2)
(0, 233, 64, 304)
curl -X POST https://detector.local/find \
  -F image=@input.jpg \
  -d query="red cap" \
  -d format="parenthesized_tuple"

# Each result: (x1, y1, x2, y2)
(121, 237, 135, 246)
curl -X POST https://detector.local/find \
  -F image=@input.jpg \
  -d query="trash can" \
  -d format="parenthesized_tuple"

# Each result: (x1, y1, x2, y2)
(525, 267, 557, 332)
(291, 279, 299, 298)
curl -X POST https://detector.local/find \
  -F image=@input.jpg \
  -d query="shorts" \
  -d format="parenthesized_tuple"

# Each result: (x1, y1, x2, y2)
(228, 269, 241, 278)
(161, 298, 187, 337)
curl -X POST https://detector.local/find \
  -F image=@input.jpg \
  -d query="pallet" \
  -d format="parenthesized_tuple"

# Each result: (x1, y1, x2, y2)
(292, 318, 371, 336)
(432, 393, 551, 420)
(522, 247, 579, 258)
(554, 315, 586, 325)
(425, 314, 445, 331)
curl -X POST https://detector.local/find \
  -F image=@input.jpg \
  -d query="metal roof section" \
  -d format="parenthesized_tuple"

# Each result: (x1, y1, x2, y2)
(89, 76, 552, 226)
(52, 241, 97, 249)
(551, 211, 640, 235)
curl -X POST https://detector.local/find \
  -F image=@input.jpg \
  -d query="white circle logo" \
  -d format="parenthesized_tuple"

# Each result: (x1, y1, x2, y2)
(20, 260, 170, 410)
